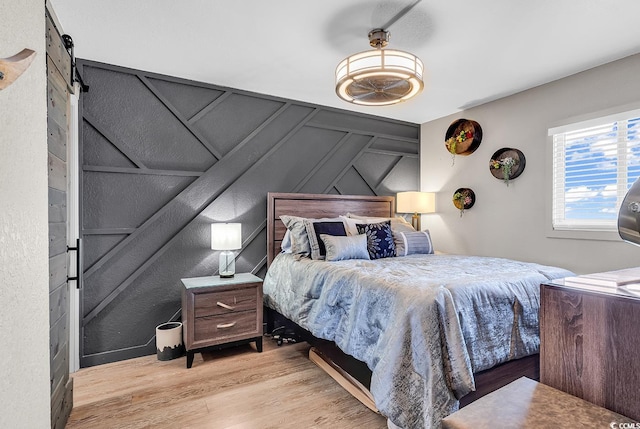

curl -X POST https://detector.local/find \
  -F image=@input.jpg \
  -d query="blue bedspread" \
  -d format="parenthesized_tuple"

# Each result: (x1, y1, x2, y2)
(263, 253, 573, 429)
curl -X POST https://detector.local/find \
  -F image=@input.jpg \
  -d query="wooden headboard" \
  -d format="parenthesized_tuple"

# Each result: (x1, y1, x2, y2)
(267, 192, 395, 267)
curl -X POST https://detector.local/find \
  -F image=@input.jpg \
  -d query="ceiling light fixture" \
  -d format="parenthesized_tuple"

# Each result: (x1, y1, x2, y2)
(335, 28, 424, 106)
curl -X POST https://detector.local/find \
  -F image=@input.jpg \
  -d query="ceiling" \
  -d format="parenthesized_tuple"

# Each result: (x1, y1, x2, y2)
(50, 0, 640, 124)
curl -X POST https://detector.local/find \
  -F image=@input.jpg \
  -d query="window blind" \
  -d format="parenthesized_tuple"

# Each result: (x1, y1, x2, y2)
(551, 113, 640, 231)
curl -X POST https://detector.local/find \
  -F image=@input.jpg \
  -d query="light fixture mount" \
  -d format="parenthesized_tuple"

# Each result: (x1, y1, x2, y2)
(368, 29, 390, 48)
(335, 28, 424, 106)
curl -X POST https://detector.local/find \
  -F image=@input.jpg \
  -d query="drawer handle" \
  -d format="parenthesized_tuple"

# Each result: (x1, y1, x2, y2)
(216, 301, 235, 310)
(217, 322, 236, 329)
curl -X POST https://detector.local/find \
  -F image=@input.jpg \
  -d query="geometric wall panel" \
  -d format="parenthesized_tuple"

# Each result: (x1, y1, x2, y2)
(77, 59, 420, 367)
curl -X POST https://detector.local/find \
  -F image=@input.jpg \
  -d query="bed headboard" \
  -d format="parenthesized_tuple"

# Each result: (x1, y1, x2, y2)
(267, 192, 395, 268)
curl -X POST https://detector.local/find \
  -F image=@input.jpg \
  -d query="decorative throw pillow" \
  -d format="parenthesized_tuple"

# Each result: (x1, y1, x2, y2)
(320, 234, 370, 261)
(346, 213, 415, 254)
(356, 221, 396, 259)
(388, 221, 416, 256)
(304, 220, 347, 260)
(398, 231, 434, 256)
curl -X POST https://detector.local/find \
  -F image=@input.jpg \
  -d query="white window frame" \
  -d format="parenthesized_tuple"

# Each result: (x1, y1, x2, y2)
(547, 106, 640, 241)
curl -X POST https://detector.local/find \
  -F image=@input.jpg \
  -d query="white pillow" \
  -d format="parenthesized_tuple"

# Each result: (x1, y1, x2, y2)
(346, 213, 413, 226)
(338, 215, 360, 236)
(320, 234, 370, 261)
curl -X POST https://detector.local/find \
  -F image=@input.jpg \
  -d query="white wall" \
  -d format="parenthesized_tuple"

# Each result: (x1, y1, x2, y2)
(0, 1, 51, 427)
(421, 54, 640, 275)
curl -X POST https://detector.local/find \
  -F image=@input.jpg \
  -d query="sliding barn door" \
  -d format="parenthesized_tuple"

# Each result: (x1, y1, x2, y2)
(46, 10, 74, 429)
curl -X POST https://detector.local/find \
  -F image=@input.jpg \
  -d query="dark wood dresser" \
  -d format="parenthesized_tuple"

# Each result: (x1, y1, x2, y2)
(540, 280, 640, 421)
(181, 273, 263, 368)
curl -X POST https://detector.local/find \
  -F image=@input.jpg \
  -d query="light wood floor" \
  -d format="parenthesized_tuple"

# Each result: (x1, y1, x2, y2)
(67, 339, 387, 428)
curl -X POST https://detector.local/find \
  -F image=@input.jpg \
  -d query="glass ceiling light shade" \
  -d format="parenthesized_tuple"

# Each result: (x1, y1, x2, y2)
(336, 29, 424, 106)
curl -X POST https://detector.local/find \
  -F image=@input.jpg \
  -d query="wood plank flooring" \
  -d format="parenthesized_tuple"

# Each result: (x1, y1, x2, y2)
(67, 339, 387, 428)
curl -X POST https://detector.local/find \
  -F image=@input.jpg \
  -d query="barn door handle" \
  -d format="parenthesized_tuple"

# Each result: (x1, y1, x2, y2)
(67, 238, 81, 289)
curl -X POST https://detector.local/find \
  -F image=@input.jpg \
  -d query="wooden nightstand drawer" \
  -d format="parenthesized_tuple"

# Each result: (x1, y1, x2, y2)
(194, 311, 259, 343)
(194, 286, 258, 318)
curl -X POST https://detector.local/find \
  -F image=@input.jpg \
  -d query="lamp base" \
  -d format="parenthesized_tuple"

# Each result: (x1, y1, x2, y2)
(411, 213, 421, 231)
(218, 250, 236, 278)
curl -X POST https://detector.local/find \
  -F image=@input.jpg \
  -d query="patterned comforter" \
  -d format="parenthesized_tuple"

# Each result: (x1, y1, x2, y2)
(263, 253, 573, 429)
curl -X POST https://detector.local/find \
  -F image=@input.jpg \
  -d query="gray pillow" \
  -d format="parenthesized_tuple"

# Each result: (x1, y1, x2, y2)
(320, 234, 370, 261)
(390, 221, 416, 256)
(280, 230, 292, 253)
(304, 220, 347, 260)
(280, 215, 346, 257)
(397, 230, 434, 256)
(280, 215, 312, 256)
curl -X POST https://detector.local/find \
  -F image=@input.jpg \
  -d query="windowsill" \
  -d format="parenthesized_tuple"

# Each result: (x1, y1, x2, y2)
(546, 228, 621, 242)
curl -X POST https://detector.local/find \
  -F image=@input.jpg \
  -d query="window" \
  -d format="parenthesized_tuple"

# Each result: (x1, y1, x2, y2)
(551, 110, 640, 232)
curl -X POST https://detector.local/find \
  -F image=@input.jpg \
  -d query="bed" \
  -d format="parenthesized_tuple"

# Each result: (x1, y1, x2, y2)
(263, 192, 573, 429)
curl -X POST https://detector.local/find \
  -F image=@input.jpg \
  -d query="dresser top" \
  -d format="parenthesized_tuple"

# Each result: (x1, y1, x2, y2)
(544, 278, 640, 302)
(181, 273, 262, 289)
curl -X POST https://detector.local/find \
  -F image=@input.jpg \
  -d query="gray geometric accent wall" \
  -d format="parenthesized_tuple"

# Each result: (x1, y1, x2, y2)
(77, 59, 419, 367)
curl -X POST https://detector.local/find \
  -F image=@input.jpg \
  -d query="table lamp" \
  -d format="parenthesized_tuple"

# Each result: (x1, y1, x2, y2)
(396, 191, 436, 231)
(211, 223, 242, 278)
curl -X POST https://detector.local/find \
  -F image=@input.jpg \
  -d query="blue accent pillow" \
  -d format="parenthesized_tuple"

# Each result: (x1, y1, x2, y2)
(304, 220, 347, 260)
(356, 221, 396, 259)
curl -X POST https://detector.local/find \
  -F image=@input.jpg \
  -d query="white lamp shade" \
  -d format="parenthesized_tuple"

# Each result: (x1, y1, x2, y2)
(396, 192, 436, 214)
(211, 223, 242, 250)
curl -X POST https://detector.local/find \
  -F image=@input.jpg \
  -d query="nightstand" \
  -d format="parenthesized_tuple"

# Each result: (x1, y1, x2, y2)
(181, 273, 263, 368)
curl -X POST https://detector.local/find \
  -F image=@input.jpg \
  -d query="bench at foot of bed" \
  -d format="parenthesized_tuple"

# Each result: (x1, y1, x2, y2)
(443, 377, 636, 428)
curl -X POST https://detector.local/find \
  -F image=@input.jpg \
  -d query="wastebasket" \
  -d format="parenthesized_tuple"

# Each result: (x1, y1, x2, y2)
(155, 322, 184, 361)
